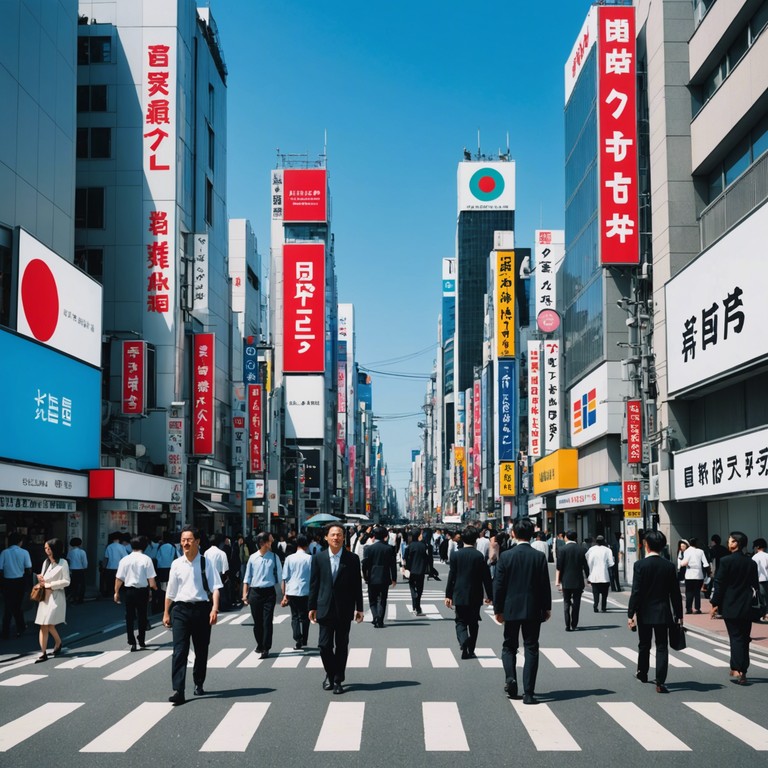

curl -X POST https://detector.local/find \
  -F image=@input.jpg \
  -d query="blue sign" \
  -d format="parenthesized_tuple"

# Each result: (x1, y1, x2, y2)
(600, 484, 623, 506)
(497, 360, 517, 462)
(243, 337, 259, 384)
(0, 330, 100, 471)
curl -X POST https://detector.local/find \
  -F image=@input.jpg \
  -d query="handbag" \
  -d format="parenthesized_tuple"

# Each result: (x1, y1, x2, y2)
(30, 562, 49, 602)
(669, 622, 687, 652)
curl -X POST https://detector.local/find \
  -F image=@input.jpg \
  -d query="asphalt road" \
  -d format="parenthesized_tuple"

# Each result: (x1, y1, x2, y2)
(1, 561, 767, 767)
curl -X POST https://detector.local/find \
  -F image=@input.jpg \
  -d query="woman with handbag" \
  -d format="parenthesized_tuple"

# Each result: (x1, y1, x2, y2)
(34, 538, 70, 663)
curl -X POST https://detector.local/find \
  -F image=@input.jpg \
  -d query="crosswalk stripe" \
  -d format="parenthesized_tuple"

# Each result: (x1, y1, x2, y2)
(215, 613, 235, 625)
(710, 647, 768, 669)
(684, 702, 768, 750)
(200, 702, 270, 752)
(0, 674, 47, 687)
(307, 655, 324, 668)
(236, 651, 263, 668)
(207, 648, 246, 668)
(80, 702, 173, 752)
(611, 646, 690, 668)
(229, 613, 250, 625)
(0, 656, 39, 675)
(599, 702, 690, 751)
(82, 650, 130, 668)
(511, 700, 581, 751)
(475, 648, 503, 668)
(387, 603, 396, 620)
(272, 648, 303, 669)
(315, 702, 365, 751)
(540, 648, 579, 668)
(0, 702, 84, 752)
(347, 648, 372, 668)
(577, 647, 625, 668)
(423, 702, 469, 751)
(386, 648, 411, 667)
(273, 614, 289, 624)
(679, 648, 730, 667)
(428, 648, 458, 668)
(104, 650, 172, 681)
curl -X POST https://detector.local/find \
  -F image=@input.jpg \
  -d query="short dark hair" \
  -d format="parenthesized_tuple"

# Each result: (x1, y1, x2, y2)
(644, 530, 666, 553)
(512, 518, 535, 541)
(256, 531, 272, 548)
(69, 537, 82, 547)
(461, 526, 479, 546)
(180, 525, 200, 540)
(324, 523, 345, 537)
(688, 537, 699, 548)
(372, 526, 388, 541)
(295, 534, 309, 548)
(46, 538, 65, 561)
(754, 538, 767, 550)
(131, 536, 146, 551)
(566, 530, 577, 542)
(8, 532, 22, 546)
(711, 534, 721, 544)
(729, 531, 748, 550)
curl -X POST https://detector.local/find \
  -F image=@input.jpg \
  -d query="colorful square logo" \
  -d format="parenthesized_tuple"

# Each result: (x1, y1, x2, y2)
(573, 388, 597, 434)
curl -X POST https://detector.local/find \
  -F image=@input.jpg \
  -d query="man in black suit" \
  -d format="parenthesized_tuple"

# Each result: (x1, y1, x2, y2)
(627, 529, 683, 693)
(404, 529, 432, 616)
(493, 518, 551, 705)
(362, 526, 397, 628)
(308, 523, 364, 694)
(710, 530, 760, 685)
(555, 530, 589, 631)
(445, 526, 493, 659)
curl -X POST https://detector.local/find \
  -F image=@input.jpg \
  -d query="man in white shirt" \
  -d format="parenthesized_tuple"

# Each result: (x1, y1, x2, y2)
(204, 534, 231, 610)
(476, 530, 491, 562)
(586, 535, 615, 612)
(531, 532, 549, 559)
(0, 532, 33, 638)
(162, 526, 222, 705)
(114, 536, 158, 651)
(281, 534, 313, 649)
(753, 538, 768, 621)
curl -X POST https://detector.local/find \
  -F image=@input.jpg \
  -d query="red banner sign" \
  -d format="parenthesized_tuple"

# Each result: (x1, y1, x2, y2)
(283, 168, 327, 222)
(249, 384, 263, 473)
(121, 341, 146, 416)
(283, 243, 325, 373)
(598, 5, 639, 265)
(193, 333, 215, 455)
(623, 480, 641, 514)
(626, 399, 642, 464)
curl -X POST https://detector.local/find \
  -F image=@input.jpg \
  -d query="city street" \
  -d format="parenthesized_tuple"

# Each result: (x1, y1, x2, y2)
(2, 561, 767, 766)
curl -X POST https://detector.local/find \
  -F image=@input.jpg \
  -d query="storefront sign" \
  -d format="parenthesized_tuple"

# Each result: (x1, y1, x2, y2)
(192, 333, 215, 455)
(543, 339, 562, 452)
(528, 341, 542, 458)
(626, 399, 642, 464)
(556, 483, 622, 509)
(0, 496, 76, 512)
(167, 405, 184, 479)
(193, 233, 208, 312)
(534, 230, 565, 319)
(121, 341, 147, 416)
(622, 480, 641, 515)
(532, 449, 578, 496)
(249, 384, 263, 473)
(0, 463, 88, 497)
(495, 250, 516, 358)
(499, 460, 516, 496)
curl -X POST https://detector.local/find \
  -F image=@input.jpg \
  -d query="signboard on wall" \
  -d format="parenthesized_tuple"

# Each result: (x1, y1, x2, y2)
(282, 168, 328, 222)
(121, 341, 147, 416)
(192, 333, 215, 455)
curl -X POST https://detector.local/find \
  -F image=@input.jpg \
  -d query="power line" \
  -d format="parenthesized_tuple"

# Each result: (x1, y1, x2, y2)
(359, 366, 432, 380)
(363, 343, 436, 367)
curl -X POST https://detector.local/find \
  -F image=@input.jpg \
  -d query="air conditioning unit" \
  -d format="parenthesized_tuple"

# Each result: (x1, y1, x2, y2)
(648, 461, 660, 501)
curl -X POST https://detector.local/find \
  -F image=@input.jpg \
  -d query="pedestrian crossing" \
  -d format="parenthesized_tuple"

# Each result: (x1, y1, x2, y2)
(0, 642, 754, 686)
(1, 696, 767, 753)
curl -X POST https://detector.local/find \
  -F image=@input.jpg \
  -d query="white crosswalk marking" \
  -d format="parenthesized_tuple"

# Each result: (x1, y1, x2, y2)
(306, 655, 324, 668)
(214, 613, 235, 625)
(428, 648, 458, 668)
(236, 651, 263, 668)
(611, 646, 690, 668)
(420, 604, 443, 619)
(80, 702, 174, 752)
(229, 612, 251, 625)
(207, 648, 246, 668)
(684, 702, 768, 750)
(200, 703, 270, 752)
(347, 648, 372, 668)
(82, 650, 130, 668)
(104, 650, 172, 681)
(710, 647, 768, 669)
(315, 702, 365, 751)
(422, 702, 469, 751)
(272, 648, 303, 669)
(0, 674, 46, 687)
(680, 647, 730, 667)
(387, 603, 397, 620)
(0, 702, 84, 752)
(511, 700, 581, 751)
(386, 648, 411, 667)
(273, 614, 289, 624)
(540, 648, 579, 668)
(0, 656, 39, 675)
(475, 648, 503, 668)
(599, 702, 690, 751)
(577, 647, 625, 668)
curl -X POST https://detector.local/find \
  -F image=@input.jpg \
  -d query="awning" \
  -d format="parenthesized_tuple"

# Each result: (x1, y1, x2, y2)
(195, 497, 240, 515)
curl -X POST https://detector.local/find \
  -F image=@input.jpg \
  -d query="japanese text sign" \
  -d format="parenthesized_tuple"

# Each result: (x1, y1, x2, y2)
(248, 384, 263, 473)
(282, 169, 327, 223)
(121, 341, 146, 416)
(626, 399, 642, 464)
(495, 250, 516, 358)
(528, 341, 542, 459)
(192, 333, 215, 455)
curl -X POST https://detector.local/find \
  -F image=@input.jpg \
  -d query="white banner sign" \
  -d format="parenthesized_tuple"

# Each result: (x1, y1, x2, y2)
(528, 341, 542, 458)
(543, 339, 562, 452)
(534, 230, 565, 319)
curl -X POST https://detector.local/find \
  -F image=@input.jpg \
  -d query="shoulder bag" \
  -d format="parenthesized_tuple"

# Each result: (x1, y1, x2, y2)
(30, 562, 49, 602)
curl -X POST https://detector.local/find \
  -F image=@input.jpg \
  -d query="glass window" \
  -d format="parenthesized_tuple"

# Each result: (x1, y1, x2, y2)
(76, 127, 88, 158)
(205, 179, 214, 225)
(751, 0, 768, 41)
(707, 167, 724, 202)
(208, 125, 215, 171)
(752, 112, 768, 161)
(728, 28, 749, 69)
(78, 36, 111, 64)
(75, 188, 105, 229)
(724, 138, 751, 185)
(77, 85, 107, 112)
(74, 248, 103, 284)
(208, 84, 215, 125)
(90, 127, 111, 158)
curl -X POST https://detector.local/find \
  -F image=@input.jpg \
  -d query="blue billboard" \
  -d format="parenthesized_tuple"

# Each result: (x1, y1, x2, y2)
(0, 330, 101, 471)
(497, 359, 517, 462)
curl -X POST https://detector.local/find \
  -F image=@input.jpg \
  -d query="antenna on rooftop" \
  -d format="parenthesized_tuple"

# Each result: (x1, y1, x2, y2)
(477, 129, 481, 160)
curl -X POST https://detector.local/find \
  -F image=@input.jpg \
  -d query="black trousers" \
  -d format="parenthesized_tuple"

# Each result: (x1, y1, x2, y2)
(248, 586, 276, 651)
(562, 588, 583, 629)
(367, 583, 390, 625)
(288, 595, 310, 644)
(502, 619, 541, 696)
(592, 582, 609, 610)
(685, 579, 703, 612)
(318, 619, 352, 683)
(610, 563, 622, 591)
(637, 622, 669, 684)
(724, 617, 752, 674)
(170, 601, 212, 693)
(123, 586, 149, 645)
(1, 578, 26, 636)
(408, 574, 425, 612)
(454, 604, 481, 653)
(68, 570, 87, 603)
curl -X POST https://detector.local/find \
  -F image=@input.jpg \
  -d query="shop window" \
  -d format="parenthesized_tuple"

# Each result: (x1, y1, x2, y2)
(78, 36, 112, 65)
(74, 247, 103, 284)
(75, 187, 105, 229)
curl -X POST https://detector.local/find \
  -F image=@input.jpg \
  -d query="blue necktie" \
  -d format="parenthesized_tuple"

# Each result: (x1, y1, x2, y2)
(331, 554, 339, 581)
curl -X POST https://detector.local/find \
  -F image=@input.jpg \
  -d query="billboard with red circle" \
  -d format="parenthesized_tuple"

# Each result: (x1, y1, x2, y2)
(458, 161, 515, 212)
(16, 229, 102, 368)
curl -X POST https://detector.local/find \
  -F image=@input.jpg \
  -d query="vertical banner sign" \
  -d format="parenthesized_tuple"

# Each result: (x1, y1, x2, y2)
(534, 230, 565, 318)
(271, 169, 284, 220)
(232, 382, 246, 469)
(497, 360, 516, 462)
(544, 340, 562, 451)
(143, 31, 177, 331)
(626, 399, 642, 464)
(623, 480, 641, 515)
(283, 243, 326, 373)
(527, 341, 542, 458)
(496, 250, 516, 358)
(473, 379, 482, 495)
(193, 234, 208, 311)
(282, 169, 328, 222)
(248, 384, 263, 473)
(167, 406, 184, 479)
(193, 333, 215, 455)
(121, 341, 146, 416)
(243, 336, 259, 385)
(500, 462, 516, 496)
(597, 4, 639, 265)
(456, 390, 466, 448)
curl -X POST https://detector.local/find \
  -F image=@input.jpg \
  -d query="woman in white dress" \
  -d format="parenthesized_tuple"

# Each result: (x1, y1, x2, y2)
(34, 538, 70, 663)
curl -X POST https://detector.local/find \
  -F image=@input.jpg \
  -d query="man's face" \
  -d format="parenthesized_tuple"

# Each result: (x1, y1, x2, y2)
(180, 532, 199, 558)
(727, 536, 739, 552)
(326, 526, 344, 551)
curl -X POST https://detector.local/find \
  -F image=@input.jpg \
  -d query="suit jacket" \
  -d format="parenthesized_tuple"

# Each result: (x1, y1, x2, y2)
(308, 548, 363, 624)
(556, 541, 589, 590)
(627, 553, 681, 624)
(362, 540, 397, 586)
(711, 551, 759, 620)
(493, 542, 551, 622)
(404, 540, 432, 576)
(446, 546, 493, 607)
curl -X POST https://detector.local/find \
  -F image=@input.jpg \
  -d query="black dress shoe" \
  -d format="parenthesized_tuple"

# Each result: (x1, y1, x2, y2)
(322, 677, 333, 691)
(522, 694, 538, 705)
(138, 642, 147, 649)
(504, 680, 518, 699)
(255, 646, 264, 654)
(259, 651, 269, 660)
(415, 611, 426, 617)
(565, 627, 572, 632)
(168, 691, 186, 705)
(655, 683, 669, 694)
(193, 685, 205, 696)
(635, 671, 648, 683)
(129, 644, 137, 652)
(294, 642, 303, 650)
(34, 654, 48, 664)
(333, 683, 344, 695)
(52, 644, 63, 657)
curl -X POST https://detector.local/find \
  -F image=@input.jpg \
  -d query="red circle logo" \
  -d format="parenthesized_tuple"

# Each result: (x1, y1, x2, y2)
(478, 175, 496, 193)
(21, 259, 59, 341)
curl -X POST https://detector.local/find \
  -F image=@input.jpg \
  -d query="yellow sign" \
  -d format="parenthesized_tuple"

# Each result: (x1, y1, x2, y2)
(495, 250, 515, 358)
(454, 447, 465, 465)
(500, 461, 516, 496)
(532, 449, 578, 495)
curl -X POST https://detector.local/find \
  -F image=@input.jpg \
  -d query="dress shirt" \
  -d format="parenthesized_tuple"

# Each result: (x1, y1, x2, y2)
(329, 549, 341, 580)
(166, 553, 223, 602)
(531, 540, 549, 557)
(155, 543, 178, 568)
(586, 545, 615, 583)
(104, 542, 127, 569)
(243, 550, 282, 588)
(476, 536, 490, 560)
(144, 541, 160, 561)
(282, 550, 312, 596)
(681, 547, 709, 580)
(0, 545, 32, 578)
(116, 551, 157, 587)
(204, 545, 229, 576)
(752, 550, 768, 582)
(66, 546, 88, 570)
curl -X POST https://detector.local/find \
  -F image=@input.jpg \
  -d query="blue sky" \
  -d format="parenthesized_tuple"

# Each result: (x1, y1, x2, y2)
(213, 0, 593, 504)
